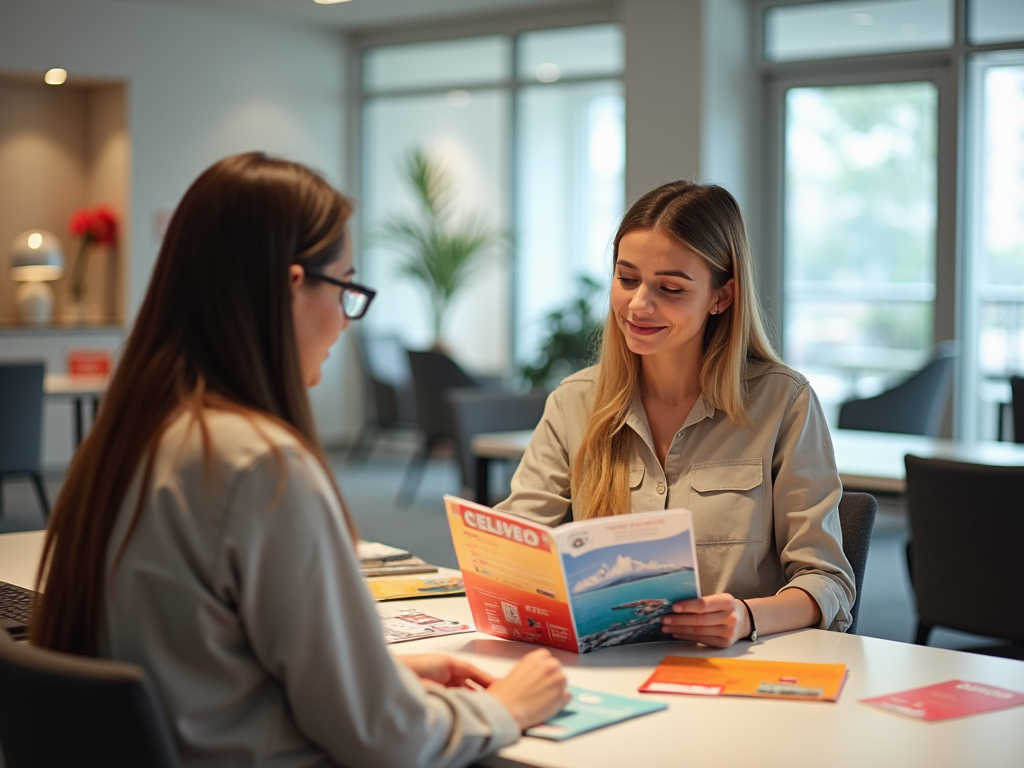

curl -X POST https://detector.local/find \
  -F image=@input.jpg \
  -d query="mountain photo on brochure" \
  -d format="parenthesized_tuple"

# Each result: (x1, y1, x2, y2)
(554, 512, 699, 653)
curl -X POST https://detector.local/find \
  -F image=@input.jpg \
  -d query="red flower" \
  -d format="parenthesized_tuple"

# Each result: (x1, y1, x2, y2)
(68, 205, 119, 246)
(69, 208, 94, 238)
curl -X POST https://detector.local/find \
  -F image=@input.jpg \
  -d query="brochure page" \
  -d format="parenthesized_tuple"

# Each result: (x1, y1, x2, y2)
(553, 510, 700, 653)
(525, 686, 667, 741)
(445, 496, 578, 651)
(861, 680, 1024, 721)
(639, 656, 847, 701)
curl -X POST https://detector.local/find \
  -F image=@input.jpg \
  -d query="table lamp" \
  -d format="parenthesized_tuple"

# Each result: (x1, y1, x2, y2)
(9, 229, 65, 326)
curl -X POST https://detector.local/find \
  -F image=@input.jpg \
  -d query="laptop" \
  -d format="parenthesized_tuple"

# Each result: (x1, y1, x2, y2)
(0, 580, 40, 640)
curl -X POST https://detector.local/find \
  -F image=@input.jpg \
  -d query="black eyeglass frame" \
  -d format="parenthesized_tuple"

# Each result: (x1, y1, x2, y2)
(304, 271, 377, 319)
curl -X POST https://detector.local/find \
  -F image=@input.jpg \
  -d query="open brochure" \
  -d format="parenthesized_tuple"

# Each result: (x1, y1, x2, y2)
(444, 496, 700, 654)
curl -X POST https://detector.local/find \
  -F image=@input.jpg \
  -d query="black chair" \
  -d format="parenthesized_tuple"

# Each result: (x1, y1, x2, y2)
(446, 387, 548, 504)
(904, 455, 1024, 657)
(350, 333, 416, 462)
(400, 350, 483, 505)
(0, 362, 50, 522)
(0, 630, 180, 767)
(1009, 375, 1024, 443)
(837, 341, 956, 437)
(836, 491, 877, 635)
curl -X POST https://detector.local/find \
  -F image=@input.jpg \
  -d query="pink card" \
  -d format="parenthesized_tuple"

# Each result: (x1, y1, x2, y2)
(862, 680, 1024, 721)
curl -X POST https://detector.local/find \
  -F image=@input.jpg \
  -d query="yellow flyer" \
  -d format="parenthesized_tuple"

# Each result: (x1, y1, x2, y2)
(639, 656, 848, 701)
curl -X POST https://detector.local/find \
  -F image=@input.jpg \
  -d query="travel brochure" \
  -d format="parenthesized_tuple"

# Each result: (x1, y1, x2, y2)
(525, 686, 667, 740)
(366, 575, 465, 602)
(377, 606, 473, 644)
(444, 496, 700, 654)
(639, 656, 848, 701)
(861, 680, 1024, 721)
(358, 541, 439, 578)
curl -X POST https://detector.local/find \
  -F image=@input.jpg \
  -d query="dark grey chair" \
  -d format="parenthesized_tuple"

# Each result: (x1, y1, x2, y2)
(837, 491, 877, 635)
(0, 362, 50, 521)
(400, 350, 483, 505)
(904, 455, 1024, 656)
(1009, 375, 1024, 444)
(350, 333, 416, 462)
(837, 341, 956, 437)
(446, 387, 548, 504)
(0, 630, 180, 767)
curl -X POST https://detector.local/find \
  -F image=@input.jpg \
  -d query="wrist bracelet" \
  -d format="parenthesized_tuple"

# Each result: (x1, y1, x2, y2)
(736, 598, 758, 642)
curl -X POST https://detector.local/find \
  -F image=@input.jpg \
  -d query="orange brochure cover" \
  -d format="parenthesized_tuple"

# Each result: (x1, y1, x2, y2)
(639, 656, 847, 701)
(444, 496, 700, 654)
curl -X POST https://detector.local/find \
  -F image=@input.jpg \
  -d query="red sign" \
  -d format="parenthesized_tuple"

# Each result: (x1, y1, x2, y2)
(68, 349, 111, 376)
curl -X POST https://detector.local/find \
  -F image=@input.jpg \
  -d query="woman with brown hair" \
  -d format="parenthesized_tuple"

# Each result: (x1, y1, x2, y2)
(32, 153, 568, 767)
(499, 181, 855, 648)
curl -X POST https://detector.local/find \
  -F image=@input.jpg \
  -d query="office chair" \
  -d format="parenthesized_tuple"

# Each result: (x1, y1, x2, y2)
(400, 350, 483, 505)
(350, 333, 416, 462)
(904, 455, 1024, 658)
(0, 362, 50, 522)
(445, 387, 548, 503)
(837, 341, 956, 437)
(0, 630, 180, 767)
(1009, 375, 1024, 444)
(836, 491, 876, 634)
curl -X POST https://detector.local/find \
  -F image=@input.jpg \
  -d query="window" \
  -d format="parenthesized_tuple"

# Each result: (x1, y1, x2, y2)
(359, 24, 624, 376)
(761, 0, 1024, 437)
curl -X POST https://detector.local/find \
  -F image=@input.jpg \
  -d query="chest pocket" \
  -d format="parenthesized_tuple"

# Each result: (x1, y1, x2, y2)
(687, 459, 764, 544)
(628, 464, 645, 490)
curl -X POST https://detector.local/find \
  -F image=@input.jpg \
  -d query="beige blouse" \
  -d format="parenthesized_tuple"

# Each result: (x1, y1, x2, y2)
(497, 362, 856, 632)
(100, 409, 519, 768)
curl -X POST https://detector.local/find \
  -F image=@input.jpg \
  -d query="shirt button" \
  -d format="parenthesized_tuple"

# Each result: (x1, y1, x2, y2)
(656, 483, 666, 494)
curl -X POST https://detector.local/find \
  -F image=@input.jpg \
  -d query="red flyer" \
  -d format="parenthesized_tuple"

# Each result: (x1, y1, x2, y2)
(862, 680, 1024, 721)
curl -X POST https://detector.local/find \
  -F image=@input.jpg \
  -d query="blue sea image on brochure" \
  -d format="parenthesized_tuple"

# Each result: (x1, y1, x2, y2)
(562, 529, 698, 653)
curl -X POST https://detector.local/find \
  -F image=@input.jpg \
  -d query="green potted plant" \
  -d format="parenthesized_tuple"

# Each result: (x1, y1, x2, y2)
(376, 148, 507, 347)
(520, 275, 605, 390)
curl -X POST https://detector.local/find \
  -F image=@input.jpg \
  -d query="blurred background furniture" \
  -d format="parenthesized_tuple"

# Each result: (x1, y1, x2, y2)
(350, 333, 416, 462)
(1010, 375, 1024, 444)
(837, 491, 877, 635)
(446, 388, 547, 505)
(0, 629, 180, 767)
(837, 341, 956, 437)
(904, 455, 1024, 659)
(0, 362, 49, 522)
(400, 350, 484, 505)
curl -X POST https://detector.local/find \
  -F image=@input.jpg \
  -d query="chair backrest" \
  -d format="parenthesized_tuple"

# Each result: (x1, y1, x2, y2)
(407, 350, 479, 442)
(904, 455, 1024, 641)
(837, 342, 956, 436)
(446, 388, 548, 490)
(0, 631, 180, 768)
(0, 362, 45, 475)
(836, 492, 877, 634)
(356, 334, 415, 426)
(1010, 375, 1024, 444)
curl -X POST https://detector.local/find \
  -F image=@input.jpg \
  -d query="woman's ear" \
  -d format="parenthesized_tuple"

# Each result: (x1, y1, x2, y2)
(714, 278, 736, 314)
(289, 264, 305, 294)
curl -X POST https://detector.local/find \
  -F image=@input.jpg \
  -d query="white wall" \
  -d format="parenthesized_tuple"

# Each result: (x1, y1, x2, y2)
(0, 0, 360, 450)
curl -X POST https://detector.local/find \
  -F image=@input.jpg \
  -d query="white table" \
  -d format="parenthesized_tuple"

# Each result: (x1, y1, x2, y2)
(471, 428, 1024, 499)
(44, 373, 107, 448)
(3, 530, 1023, 768)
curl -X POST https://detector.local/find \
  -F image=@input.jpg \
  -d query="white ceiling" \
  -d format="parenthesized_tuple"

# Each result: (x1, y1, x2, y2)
(116, 0, 604, 31)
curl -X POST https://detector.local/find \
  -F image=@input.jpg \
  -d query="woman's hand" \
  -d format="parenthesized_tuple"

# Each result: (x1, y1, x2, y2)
(660, 593, 749, 648)
(398, 653, 496, 689)
(486, 648, 572, 730)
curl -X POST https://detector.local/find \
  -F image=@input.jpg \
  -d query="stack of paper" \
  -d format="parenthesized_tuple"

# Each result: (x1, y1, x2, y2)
(358, 540, 439, 578)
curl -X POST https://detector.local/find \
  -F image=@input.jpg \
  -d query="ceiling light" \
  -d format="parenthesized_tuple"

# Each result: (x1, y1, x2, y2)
(852, 13, 873, 26)
(44, 68, 67, 85)
(313, 0, 353, 4)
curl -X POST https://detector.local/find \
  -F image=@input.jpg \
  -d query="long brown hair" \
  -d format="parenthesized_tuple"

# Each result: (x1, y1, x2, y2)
(32, 153, 355, 655)
(571, 181, 779, 519)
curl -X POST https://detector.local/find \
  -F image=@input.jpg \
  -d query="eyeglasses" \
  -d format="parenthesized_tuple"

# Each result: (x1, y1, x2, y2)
(304, 271, 377, 319)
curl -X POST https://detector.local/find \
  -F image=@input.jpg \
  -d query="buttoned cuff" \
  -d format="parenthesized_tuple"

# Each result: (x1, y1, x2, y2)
(778, 573, 852, 633)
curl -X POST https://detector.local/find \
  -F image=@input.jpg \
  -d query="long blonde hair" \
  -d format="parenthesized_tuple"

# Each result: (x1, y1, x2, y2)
(570, 181, 778, 519)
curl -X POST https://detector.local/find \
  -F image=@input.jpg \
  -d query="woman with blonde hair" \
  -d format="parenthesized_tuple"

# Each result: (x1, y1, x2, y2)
(32, 152, 569, 767)
(499, 181, 854, 648)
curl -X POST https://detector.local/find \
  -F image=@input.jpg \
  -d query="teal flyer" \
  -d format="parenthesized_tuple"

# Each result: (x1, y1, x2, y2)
(525, 686, 667, 741)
